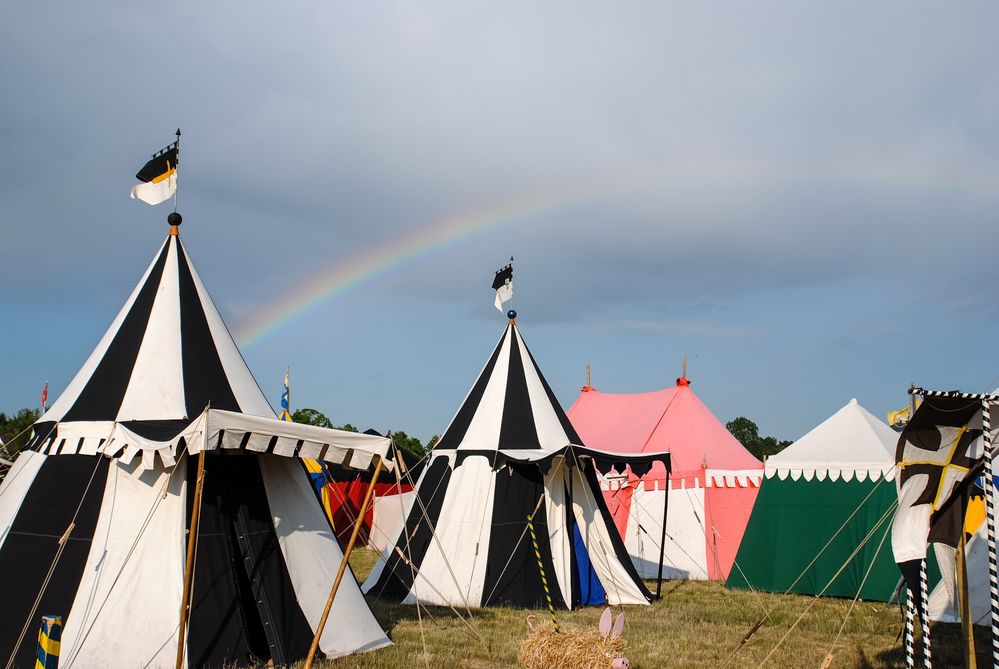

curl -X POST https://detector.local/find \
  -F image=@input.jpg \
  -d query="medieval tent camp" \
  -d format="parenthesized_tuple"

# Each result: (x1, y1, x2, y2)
(567, 375, 763, 580)
(0, 219, 392, 668)
(727, 398, 899, 600)
(363, 314, 664, 609)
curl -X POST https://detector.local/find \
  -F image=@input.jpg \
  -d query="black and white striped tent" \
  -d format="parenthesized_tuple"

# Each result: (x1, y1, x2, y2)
(363, 317, 665, 609)
(0, 225, 392, 668)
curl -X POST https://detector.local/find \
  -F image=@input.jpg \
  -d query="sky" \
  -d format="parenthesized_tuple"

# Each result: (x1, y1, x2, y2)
(2, 2, 998, 445)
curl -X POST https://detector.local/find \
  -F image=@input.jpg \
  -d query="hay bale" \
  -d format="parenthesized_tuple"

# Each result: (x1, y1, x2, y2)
(519, 624, 627, 669)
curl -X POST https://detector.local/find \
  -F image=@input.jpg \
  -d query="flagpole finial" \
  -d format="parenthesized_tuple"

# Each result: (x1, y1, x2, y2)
(168, 211, 182, 236)
(507, 309, 517, 324)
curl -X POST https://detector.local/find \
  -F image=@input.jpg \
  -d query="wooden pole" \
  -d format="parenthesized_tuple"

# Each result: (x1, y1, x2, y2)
(176, 449, 207, 669)
(304, 456, 384, 669)
(655, 468, 671, 598)
(958, 530, 977, 668)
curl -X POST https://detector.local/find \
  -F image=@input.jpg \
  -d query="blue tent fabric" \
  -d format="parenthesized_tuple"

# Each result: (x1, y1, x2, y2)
(573, 524, 606, 606)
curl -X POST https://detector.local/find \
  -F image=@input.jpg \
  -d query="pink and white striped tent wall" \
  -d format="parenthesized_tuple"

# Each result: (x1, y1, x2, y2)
(567, 376, 763, 580)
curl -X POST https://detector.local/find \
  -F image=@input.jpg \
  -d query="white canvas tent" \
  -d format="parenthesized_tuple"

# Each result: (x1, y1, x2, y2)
(0, 222, 391, 668)
(363, 316, 663, 609)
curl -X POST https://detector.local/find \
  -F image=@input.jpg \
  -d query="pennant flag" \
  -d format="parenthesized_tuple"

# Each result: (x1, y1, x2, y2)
(492, 262, 513, 312)
(278, 368, 291, 422)
(279, 369, 336, 525)
(130, 141, 178, 205)
(891, 396, 986, 606)
(41, 381, 48, 411)
(887, 405, 912, 431)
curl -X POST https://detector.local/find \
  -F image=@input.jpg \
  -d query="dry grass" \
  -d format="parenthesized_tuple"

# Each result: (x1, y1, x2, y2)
(308, 549, 988, 669)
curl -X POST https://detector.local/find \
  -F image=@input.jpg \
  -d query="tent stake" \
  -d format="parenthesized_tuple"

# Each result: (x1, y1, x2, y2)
(304, 456, 384, 669)
(176, 449, 207, 669)
(655, 469, 671, 598)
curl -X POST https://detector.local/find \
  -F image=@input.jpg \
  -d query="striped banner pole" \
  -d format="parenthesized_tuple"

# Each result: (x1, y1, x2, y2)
(36, 615, 62, 669)
(527, 514, 559, 633)
(905, 588, 916, 669)
(919, 559, 932, 668)
(981, 400, 999, 667)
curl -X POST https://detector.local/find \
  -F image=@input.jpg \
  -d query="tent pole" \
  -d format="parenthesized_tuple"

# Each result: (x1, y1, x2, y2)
(958, 530, 977, 668)
(656, 468, 670, 599)
(176, 449, 207, 669)
(304, 456, 384, 669)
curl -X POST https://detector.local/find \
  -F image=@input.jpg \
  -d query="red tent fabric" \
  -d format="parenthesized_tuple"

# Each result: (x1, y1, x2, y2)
(568, 377, 763, 580)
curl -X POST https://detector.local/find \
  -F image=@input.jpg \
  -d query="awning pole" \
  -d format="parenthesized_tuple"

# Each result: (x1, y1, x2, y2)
(958, 529, 977, 668)
(176, 449, 206, 669)
(304, 455, 384, 669)
(980, 399, 999, 666)
(656, 468, 670, 599)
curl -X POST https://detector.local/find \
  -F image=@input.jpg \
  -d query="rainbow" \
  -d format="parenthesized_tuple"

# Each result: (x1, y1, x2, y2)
(235, 174, 650, 348)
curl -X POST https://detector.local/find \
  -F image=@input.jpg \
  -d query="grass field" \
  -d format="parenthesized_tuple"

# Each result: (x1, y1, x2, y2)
(314, 549, 987, 668)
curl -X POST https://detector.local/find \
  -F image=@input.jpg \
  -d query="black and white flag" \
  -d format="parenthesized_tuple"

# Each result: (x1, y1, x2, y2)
(131, 140, 178, 205)
(891, 396, 986, 599)
(492, 263, 513, 312)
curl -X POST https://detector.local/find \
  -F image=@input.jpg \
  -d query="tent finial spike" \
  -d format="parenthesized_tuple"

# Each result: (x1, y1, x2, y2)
(676, 353, 690, 387)
(582, 364, 595, 392)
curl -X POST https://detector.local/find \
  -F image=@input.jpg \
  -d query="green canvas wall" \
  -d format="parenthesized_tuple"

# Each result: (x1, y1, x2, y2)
(726, 476, 899, 601)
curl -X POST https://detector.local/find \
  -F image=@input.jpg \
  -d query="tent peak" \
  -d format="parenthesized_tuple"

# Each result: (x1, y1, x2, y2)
(676, 376, 691, 387)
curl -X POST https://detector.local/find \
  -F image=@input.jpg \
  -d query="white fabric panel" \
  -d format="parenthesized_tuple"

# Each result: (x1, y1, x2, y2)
(60, 460, 186, 669)
(892, 474, 933, 563)
(116, 237, 186, 421)
(370, 490, 416, 554)
(705, 469, 764, 488)
(516, 328, 572, 453)
(179, 237, 275, 418)
(41, 239, 167, 422)
(0, 450, 46, 551)
(456, 334, 512, 451)
(928, 522, 991, 626)
(569, 467, 649, 605)
(765, 398, 898, 482)
(543, 462, 573, 607)
(406, 456, 496, 607)
(259, 455, 391, 658)
(65, 410, 392, 473)
(625, 484, 709, 580)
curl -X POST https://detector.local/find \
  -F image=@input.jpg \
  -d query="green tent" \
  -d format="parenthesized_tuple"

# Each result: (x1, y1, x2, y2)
(727, 399, 901, 601)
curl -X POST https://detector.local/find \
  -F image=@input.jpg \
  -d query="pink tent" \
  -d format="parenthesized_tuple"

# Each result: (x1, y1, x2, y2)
(567, 376, 763, 580)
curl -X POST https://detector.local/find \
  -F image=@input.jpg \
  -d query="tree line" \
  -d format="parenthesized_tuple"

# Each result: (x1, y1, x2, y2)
(291, 408, 437, 461)
(725, 416, 792, 461)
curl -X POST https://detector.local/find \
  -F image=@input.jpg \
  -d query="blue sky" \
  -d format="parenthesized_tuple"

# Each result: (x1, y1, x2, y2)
(2, 2, 998, 444)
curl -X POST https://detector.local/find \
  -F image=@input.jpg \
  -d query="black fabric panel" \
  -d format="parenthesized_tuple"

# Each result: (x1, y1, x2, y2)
(0, 456, 110, 668)
(498, 331, 542, 450)
(62, 241, 171, 421)
(581, 464, 653, 602)
(118, 419, 193, 441)
(518, 331, 585, 446)
(369, 456, 453, 600)
(434, 328, 509, 450)
(482, 463, 565, 609)
(175, 242, 240, 417)
(187, 454, 313, 668)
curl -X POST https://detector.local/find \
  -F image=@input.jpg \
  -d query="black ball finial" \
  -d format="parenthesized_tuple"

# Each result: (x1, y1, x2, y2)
(168, 212, 183, 227)
(507, 309, 517, 320)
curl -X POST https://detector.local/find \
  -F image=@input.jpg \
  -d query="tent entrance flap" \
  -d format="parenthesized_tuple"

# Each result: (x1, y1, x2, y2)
(187, 454, 313, 667)
(572, 523, 606, 606)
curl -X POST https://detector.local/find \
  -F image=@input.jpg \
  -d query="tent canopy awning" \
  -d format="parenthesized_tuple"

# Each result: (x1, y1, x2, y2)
(29, 408, 393, 473)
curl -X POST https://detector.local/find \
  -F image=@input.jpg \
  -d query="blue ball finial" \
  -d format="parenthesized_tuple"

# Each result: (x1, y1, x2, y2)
(507, 309, 517, 320)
